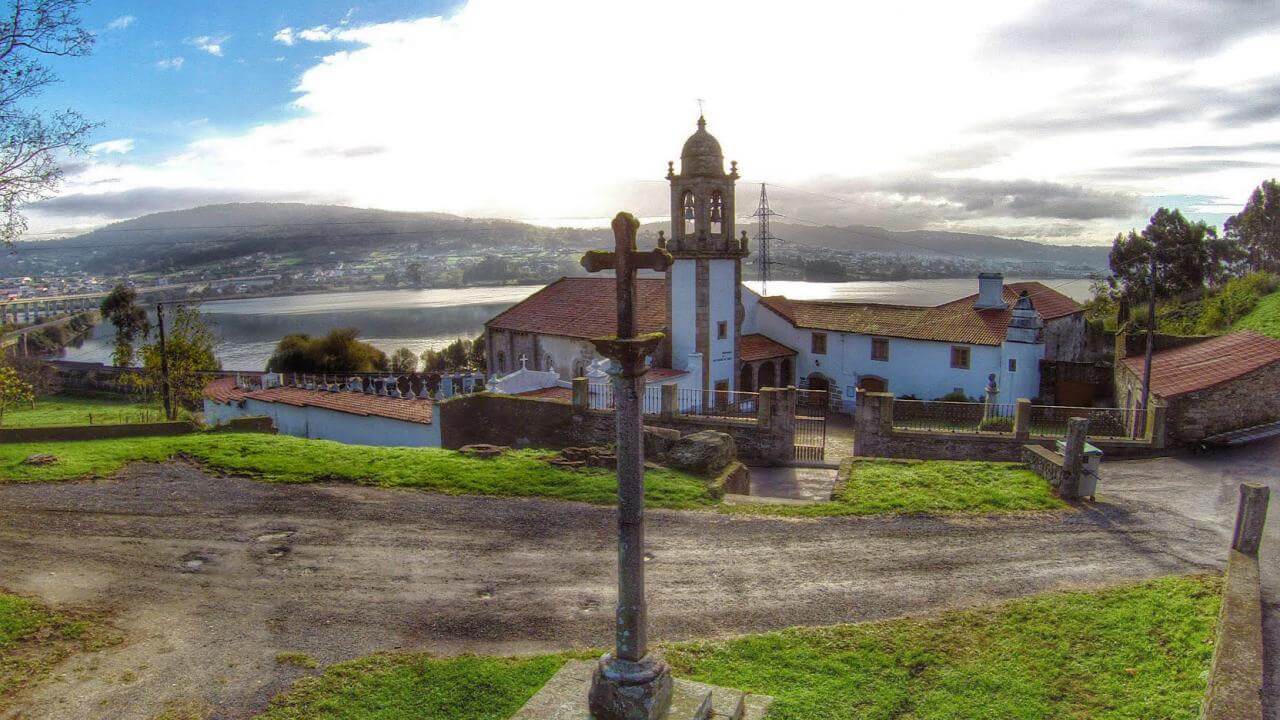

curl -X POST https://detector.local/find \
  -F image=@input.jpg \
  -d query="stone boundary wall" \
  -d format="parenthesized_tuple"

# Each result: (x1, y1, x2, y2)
(439, 391, 795, 466)
(0, 420, 200, 443)
(208, 416, 277, 434)
(854, 391, 1162, 461)
(1200, 549, 1264, 720)
(1021, 445, 1065, 488)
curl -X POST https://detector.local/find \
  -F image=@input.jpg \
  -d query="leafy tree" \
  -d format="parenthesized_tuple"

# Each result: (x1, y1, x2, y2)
(0, 363, 34, 425)
(389, 347, 418, 373)
(7, 356, 59, 401)
(420, 336, 479, 372)
(99, 284, 150, 366)
(1108, 208, 1227, 300)
(405, 262, 424, 287)
(137, 306, 220, 409)
(0, 0, 98, 243)
(468, 333, 486, 371)
(384, 269, 399, 287)
(1224, 179, 1280, 273)
(266, 327, 388, 374)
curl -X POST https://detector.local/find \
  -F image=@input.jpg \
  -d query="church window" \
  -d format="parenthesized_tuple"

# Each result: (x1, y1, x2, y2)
(717, 321, 727, 340)
(811, 332, 827, 355)
(497, 351, 507, 372)
(682, 191, 696, 235)
(871, 338, 889, 361)
(709, 191, 724, 235)
(545, 354, 555, 371)
(950, 346, 970, 369)
(1008, 358, 1017, 372)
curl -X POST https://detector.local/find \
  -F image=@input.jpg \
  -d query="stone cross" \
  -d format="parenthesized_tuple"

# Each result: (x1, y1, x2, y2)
(581, 212, 673, 720)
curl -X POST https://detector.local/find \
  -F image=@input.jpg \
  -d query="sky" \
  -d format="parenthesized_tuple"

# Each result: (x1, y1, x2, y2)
(19, 0, 1280, 245)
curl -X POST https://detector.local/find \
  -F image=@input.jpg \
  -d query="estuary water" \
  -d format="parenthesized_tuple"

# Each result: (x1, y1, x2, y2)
(59, 277, 1094, 371)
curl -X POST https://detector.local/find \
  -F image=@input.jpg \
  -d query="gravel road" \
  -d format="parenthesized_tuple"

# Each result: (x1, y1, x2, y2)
(0, 456, 1245, 719)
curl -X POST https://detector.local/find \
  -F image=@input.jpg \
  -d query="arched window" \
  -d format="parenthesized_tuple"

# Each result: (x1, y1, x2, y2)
(709, 190, 724, 235)
(682, 191, 696, 236)
(544, 354, 554, 371)
(497, 351, 507, 373)
(573, 361, 586, 379)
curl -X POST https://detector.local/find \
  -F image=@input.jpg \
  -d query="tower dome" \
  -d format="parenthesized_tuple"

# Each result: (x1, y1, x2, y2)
(680, 116, 724, 176)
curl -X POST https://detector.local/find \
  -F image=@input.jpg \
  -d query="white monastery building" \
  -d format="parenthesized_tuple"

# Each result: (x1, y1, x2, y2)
(485, 117, 1086, 412)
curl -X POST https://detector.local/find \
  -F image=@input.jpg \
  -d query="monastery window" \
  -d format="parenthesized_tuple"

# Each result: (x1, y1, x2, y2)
(717, 320, 727, 340)
(1008, 358, 1017, 372)
(871, 338, 889, 362)
(811, 332, 827, 355)
(709, 191, 724, 235)
(949, 346, 970, 370)
(497, 351, 507, 373)
(682, 191, 696, 235)
(544, 354, 555, 371)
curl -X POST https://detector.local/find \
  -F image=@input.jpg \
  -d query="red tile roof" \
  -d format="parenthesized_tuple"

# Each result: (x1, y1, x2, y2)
(516, 386, 572, 402)
(758, 281, 1081, 346)
(740, 333, 797, 361)
(1120, 331, 1280, 398)
(486, 277, 668, 340)
(203, 377, 433, 424)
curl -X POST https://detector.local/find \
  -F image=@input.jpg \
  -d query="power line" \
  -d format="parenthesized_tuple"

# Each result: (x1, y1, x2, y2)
(750, 183, 780, 296)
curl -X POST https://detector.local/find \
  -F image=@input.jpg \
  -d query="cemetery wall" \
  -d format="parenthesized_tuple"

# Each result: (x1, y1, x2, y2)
(0, 420, 199, 443)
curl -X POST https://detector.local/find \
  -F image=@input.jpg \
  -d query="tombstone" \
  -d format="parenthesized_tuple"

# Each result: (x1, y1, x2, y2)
(438, 375, 455, 399)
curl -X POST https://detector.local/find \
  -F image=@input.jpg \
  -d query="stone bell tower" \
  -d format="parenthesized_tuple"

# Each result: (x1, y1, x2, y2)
(665, 116, 748, 393)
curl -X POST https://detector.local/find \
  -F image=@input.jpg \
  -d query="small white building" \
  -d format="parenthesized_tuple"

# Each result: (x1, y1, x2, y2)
(203, 375, 441, 447)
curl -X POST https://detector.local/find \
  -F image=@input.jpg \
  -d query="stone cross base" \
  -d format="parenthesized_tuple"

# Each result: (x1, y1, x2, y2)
(512, 660, 773, 720)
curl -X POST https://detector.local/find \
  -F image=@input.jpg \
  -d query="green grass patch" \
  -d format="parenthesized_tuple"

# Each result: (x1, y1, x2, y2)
(255, 575, 1219, 720)
(1233, 288, 1280, 338)
(0, 393, 163, 428)
(0, 433, 716, 510)
(0, 591, 118, 709)
(731, 459, 1067, 518)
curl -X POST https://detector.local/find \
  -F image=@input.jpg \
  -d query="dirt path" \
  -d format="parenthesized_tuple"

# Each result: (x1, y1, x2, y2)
(0, 458, 1237, 719)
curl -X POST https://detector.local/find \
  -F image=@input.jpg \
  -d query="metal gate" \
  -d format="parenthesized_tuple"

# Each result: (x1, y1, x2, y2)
(793, 389, 827, 461)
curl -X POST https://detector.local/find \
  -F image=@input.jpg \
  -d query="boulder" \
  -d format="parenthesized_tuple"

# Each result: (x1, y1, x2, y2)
(665, 430, 736, 475)
(643, 426, 681, 460)
(459, 444, 510, 459)
(21, 453, 57, 466)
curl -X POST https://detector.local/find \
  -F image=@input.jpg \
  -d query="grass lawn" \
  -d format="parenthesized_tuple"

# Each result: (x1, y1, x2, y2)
(1233, 289, 1280, 338)
(0, 592, 117, 710)
(255, 574, 1219, 720)
(0, 433, 717, 510)
(0, 393, 162, 428)
(731, 459, 1067, 518)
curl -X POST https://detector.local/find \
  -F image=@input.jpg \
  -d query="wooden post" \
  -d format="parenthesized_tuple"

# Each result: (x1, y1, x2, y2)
(1232, 483, 1270, 557)
(1059, 417, 1089, 499)
(1014, 398, 1031, 440)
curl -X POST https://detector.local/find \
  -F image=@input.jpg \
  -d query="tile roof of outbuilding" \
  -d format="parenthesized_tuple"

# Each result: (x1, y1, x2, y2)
(485, 277, 668, 340)
(203, 377, 433, 424)
(758, 281, 1081, 346)
(740, 333, 797, 361)
(1120, 331, 1280, 398)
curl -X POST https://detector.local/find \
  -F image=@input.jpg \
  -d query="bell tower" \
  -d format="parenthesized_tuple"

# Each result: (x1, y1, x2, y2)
(665, 116, 748, 393)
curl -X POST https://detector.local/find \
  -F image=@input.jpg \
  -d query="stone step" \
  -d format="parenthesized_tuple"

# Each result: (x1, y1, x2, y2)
(512, 660, 771, 720)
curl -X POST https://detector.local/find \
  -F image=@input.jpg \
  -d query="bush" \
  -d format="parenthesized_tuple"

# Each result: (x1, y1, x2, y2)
(936, 390, 973, 403)
(978, 416, 1014, 432)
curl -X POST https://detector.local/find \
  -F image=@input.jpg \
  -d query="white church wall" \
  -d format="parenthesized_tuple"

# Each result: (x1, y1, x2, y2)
(999, 341, 1046, 403)
(207, 398, 441, 447)
(537, 335, 598, 379)
(708, 259, 737, 389)
(669, 261, 696, 372)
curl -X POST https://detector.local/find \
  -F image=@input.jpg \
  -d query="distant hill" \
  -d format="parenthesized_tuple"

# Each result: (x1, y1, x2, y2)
(24, 202, 1110, 274)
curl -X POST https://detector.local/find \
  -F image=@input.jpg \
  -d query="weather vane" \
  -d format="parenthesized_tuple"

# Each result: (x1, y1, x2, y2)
(696, 97, 704, 116)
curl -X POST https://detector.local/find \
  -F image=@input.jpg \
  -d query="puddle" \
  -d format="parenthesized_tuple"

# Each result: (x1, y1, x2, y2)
(643, 552, 656, 562)
(266, 546, 291, 559)
(179, 552, 211, 573)
(255, 531, 295, 543)
(476, 585, 495, 600)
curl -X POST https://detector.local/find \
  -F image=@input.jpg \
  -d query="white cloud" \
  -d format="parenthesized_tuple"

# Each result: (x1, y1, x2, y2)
(155, 56, 184, 70)
(107, 15, 135, 31)
(39, 0, 1280, 242)
(88, 139, 136, 155)
(188, 35, 227, 57)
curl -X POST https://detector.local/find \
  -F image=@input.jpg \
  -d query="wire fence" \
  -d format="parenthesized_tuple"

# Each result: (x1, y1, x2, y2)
(892, 399, 1017, 433)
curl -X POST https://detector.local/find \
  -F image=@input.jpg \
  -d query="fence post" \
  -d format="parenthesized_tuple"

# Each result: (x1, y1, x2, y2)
(1147, 403, 1166, 447)
(660, 383, 678, 419)
(755, 387, 774, 427)
(1232, 483, 1270, 556)
(572, 376, 589, 410)
(1059, 417, 1089, 498)
(1014, 398, 1031, 440)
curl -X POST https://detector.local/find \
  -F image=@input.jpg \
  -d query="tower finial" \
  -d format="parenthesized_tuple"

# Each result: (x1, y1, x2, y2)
(696, 98, 705, 127)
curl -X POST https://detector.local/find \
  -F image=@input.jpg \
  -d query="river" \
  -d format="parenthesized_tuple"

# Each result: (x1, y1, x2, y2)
(58, 277, 1095, 371)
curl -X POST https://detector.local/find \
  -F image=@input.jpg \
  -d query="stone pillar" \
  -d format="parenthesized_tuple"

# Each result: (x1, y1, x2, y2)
(1014, 398, 1031, 440)
(1232, 483, 1270, 557)
(1147, 403, 1167, 447)
(756, 387, 776, 427)
(572, 377, 590, 410)
(660, 383, 678, 419)
(1059, 417, 1089, 499)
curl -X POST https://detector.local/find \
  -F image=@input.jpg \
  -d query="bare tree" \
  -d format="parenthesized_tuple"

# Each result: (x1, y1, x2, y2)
(0, 0, 97, 243)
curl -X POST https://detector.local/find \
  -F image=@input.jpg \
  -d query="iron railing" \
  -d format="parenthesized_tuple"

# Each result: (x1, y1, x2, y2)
(676, 388, 758, 420)
(586, 384, 669, 416)
(892, 399, 1017, 433)
(1028, 405, 1141, 439)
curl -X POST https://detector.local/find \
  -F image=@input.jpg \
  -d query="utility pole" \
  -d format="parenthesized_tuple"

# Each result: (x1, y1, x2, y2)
(156, 302, 173, 421)
(751, 183, 779, 296)
(1138, 249, 1157, 435)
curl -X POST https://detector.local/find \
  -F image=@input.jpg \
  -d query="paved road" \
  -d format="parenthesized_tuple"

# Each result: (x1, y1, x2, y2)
(1101, 437, 1280, 720)
(0, 446, 1270, 719)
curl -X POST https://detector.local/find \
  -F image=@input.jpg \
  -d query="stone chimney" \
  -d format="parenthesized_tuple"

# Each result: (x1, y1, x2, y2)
(974, 272, 1008, 310)
(1006, 290, 1043, 343)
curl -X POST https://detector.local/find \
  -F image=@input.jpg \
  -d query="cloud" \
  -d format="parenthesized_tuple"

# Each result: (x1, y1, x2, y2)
(31, 187, 326, 219)
(306, 145, 388, 158)
(188, 35, 227, 57)
(88, 139, 136, 155)
(1135, 142, 1280, 157)
(274, 24, 350, 44)
(107, 15, 135, 31)
(155, 56, 184, 70)
(990, 0, 1280, 58)
(273, 27, 296, 46)
(1085, 159, 1273, 180)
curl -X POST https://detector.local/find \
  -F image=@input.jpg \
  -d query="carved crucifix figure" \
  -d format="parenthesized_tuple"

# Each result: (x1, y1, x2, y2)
(581, 212, 673, 720)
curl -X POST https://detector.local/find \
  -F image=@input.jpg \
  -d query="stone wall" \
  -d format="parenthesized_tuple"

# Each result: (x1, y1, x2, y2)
(1021, 444, 1065, 488)
(853, 390, 1161, 461)
(0, 420, 199, 443)
(1115, 359, 1280, 444)
(1043, 312, 1087, 362)
(439, 388, 796, 466)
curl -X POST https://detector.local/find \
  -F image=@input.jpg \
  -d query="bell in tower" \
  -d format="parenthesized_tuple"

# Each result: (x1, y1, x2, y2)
(667, 116, 743, 255)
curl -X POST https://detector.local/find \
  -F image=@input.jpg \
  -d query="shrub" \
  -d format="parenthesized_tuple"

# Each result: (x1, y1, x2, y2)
(978, 416, 1014, 432)
(937, 390, 973, 403)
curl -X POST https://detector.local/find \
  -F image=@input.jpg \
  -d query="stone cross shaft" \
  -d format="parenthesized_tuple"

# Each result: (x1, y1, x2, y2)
(581, 212, 674, 720)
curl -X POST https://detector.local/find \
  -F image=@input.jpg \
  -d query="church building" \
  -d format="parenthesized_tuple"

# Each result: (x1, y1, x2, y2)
(484, 117, 1085, 411)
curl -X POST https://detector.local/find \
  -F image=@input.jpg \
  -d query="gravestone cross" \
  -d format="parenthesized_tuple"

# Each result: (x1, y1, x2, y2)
(580, 212, 673, 720)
